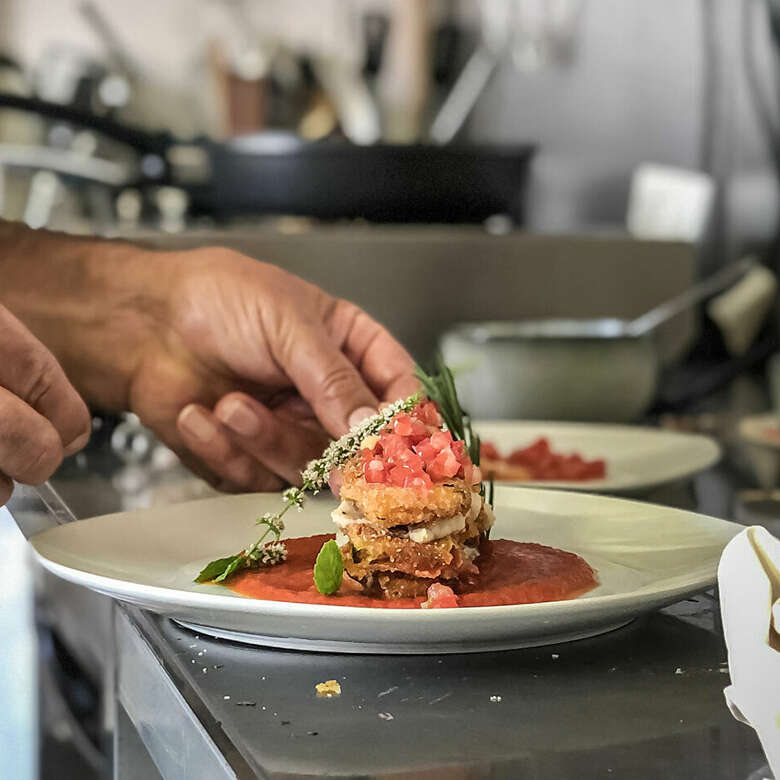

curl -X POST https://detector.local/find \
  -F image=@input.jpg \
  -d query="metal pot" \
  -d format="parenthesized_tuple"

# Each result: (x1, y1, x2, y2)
(441, 259, 758, 422)
(441, 319, 658, 422)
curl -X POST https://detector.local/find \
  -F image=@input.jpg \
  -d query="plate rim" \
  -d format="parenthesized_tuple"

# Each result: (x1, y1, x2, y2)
(29, 487, 742, 621)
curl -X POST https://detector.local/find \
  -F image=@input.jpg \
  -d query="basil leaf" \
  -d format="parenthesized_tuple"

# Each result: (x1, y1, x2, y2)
(195, 554, 241, 583)
(213, 554, 246, 583)
(313, 540, 343, 595)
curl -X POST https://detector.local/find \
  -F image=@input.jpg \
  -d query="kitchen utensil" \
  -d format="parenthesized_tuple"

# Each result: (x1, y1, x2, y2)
(473, 420, 720, 493)
(442, 259, 756, 422)
(29, 488, 740, 654)
(0, 93, 534, 223)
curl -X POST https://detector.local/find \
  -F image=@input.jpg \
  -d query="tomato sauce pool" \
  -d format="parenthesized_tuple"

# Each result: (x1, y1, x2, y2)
(228, 534, 598, 608)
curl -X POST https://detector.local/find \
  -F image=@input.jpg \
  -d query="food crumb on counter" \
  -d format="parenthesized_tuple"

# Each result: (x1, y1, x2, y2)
(377, 686, 398, 698)
(315, 680, 342, 698)
(223, 695, 231, 700)
(489, 695, 502, 703)
(236, 701, 257, 707)
(675, 667, 684, 675)
(378, 712, 394, 720)
(551, 654, 559, 660)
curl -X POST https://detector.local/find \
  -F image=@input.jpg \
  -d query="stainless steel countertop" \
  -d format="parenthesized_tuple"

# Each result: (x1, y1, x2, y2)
(8, 407, 775, 779)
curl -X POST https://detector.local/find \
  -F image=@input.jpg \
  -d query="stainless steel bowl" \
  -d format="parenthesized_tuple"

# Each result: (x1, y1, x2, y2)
(440, 319, 659, 422)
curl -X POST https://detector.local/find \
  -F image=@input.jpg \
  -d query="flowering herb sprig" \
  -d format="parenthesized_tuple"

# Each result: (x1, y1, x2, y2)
(195, 393, 421, 584)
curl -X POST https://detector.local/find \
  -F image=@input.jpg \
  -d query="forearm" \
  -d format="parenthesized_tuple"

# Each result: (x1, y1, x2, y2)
(0, 221, 170, 411)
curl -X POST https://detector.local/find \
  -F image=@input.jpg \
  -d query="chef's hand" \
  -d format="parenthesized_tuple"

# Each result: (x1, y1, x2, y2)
(0, 305, 91, 506)
(128, 248, 417, 492)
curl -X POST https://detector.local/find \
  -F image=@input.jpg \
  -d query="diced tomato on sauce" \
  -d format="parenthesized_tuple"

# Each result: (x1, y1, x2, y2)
(421, 582, 459, 609)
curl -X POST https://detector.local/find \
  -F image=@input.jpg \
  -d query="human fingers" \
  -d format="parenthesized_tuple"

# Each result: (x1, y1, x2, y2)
(214, 393, 330, 485)
(0, 306, 91, 454)
(0, 472, 13, 507)
(0, 387, 64, 484)
(272, 318, 381, 436)
(177, 404, 285, 492)
(329, 303, 418, 403)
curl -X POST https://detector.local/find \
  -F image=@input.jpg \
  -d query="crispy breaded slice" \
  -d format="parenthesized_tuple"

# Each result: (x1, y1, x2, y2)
(340, 457, 473, 528)
(339, 505, 493, 598)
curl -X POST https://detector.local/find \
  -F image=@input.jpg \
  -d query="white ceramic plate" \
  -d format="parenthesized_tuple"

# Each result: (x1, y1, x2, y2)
(29, 489, 740, 654)
(474, 421, 721, 493)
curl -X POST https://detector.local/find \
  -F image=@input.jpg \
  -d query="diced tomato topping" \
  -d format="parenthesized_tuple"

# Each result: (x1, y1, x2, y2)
(393, 448, 425, 471)
(388, 465, 432, 489)
(364, 459, 387, 483)
(428, 448, 461, 481)
(413, 400, 442, 428)
(430, 430, 453, 452)
(421, 582, 459, 608)
(413, 437, 438, 463)
(381, 433, 412, 462)
(451, 439, 467, 462)
(393, 413, 428, 441)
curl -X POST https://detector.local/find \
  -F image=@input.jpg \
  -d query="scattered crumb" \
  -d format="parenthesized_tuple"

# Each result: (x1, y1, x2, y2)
(223, 695, 231, 700)
(551, 654, 559, 660)
(719, 668, 729, 674)
(316, 680, 342, 698)
(213, 665, 224, 670)
(377, 686, 399, 698)
(198, 652, 203, 657)
(378, 712, 394, 721)
(675, 668, 684, 675)
(236, 701, 256, 707)
(489, 695, 502, 703)
(307, 731, 319, 736)
(202, 668, 207, 673)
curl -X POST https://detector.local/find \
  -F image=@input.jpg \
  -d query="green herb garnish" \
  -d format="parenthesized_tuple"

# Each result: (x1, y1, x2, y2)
(313, 539, 344, 595)
(195, 394, 421, 584)
(415, 355, 480, 467)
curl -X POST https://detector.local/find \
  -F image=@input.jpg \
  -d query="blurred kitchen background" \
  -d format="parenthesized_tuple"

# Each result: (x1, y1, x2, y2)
(3, 1, 780, 777)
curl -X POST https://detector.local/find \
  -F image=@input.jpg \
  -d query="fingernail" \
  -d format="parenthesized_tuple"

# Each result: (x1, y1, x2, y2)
(180, 406, 216, 443)
(218, 400, 260, 437)
(63, 429, 90, 457)
(348, 406, 377, 429)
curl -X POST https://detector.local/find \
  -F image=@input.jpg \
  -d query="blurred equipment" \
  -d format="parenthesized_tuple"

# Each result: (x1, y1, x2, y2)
(442, 258, 761, 421)
(627, 164, 715, 244)
(430, 0, 581, 144)
(0, 93, 534, 224)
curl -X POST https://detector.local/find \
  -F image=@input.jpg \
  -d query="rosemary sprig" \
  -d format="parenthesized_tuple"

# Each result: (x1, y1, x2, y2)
(195, 393, 421, 583)
(415, 355, 481, 467)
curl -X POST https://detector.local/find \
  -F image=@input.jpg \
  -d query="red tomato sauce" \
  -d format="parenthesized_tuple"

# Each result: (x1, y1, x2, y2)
(228, 534, 598, 609)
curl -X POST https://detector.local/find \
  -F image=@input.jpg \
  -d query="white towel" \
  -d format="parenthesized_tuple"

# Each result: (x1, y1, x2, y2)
(718, 525, 780, 776)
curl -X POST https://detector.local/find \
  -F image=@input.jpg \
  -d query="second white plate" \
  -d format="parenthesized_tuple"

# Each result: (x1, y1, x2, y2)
(474, 421, 721, 493)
